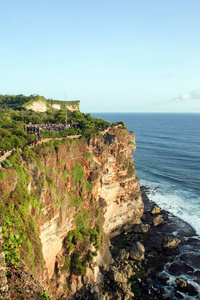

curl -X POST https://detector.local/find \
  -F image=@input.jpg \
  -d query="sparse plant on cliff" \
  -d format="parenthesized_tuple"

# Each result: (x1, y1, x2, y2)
(82, 179, 94, 191)
(61, 169, 68, 181)
(83, 152, 94, 164)
(71, 163, 85, 183)
(0, 169, 6, 181)
(41, 290, 52, 300)
(45, 175, 54, 189)
(118, 157, 124, 164)
(53, 168, 58, 175)
(127, 164, 135, 177)
(2, 220, 22, 267)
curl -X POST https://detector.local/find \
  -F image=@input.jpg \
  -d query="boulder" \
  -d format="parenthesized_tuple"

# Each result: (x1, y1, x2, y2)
(130, 241, 145, 261)
(123, 264, 134, 278)
(162, 235, 181, 248)
(151, 205, 161, 214)
(168, 262, 194, 276)
(152, 214, 164, 226)
(175, 278, 198, 296)
(118, 248, 129, 260)
(175, 278, 187, 288)
(109, 266, 126, 283)
(132, 223, 150, 233)
(82, 274, 90, 285)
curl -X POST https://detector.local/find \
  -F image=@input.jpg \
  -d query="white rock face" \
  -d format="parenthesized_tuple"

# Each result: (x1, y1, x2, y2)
(27, 100, 47, 112)
(40, 212, 73, 278)
(51, 104, 61, 110)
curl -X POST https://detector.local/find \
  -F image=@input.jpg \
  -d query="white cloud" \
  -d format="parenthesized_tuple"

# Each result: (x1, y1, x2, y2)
(173, 89, 200, 103)
(191, 90, 200, 99)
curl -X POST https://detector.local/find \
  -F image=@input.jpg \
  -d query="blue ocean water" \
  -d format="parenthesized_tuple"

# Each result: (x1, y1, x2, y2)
(92, 113, 200, 235)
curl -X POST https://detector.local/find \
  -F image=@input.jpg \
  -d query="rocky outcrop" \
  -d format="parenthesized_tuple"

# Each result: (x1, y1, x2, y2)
(0, 126, 143, 299)
(27, 99, 80, 112)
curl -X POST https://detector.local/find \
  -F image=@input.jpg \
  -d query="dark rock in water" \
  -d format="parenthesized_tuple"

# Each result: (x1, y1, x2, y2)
(162, 235, 181, 248)
(159, 275, 169, 285)
(180, 253, 200, 269)
(177, 283, 198, 297)
(132, 223, 150, 233)
(130, 241, 145, 261)
(174, 291, 184, 299)
(168, 262, 194, 276)
(194, 270, 200, 278)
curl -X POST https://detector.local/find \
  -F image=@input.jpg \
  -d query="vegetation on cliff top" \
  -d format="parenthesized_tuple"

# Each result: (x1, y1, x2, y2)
(0, 102, 110, 152)
(0, 94, 80, 110)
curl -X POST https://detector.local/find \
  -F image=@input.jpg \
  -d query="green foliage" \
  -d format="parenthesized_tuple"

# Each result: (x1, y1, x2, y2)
(41, 290, 52, 300)
(45, 175, 54, 189)
(0, 182, 43, 271)
(2, 220, 22, 267)
(8, 151, 29, 185)
(1, 160, 12, 168)
(53, 168, 58, 175)
(71, 163, 85, 183)
(82, 180, 93, 191)
(71, 253, 86, 276)
(61, 169, 68, 181)
(69, 194, 83, 206)
(83, 152, 94, 164)
(61, 256, 70, 272)
(68, 242, 75, 251)
(0, 170, 6, 180)
(127, 164, 135, 177)
(75, 210, 90, 231)
(118, 157, 124, 164)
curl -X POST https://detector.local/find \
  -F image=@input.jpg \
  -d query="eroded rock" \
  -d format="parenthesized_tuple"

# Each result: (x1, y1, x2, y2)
(152, 214, 164, 226)
(162, 235, 181, 248)
(151, 205, 161, 214)
(130, 241, 145, 261)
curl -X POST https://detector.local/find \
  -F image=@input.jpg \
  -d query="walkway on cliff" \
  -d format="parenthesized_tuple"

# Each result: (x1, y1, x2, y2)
(0, 127, 110, 165)
(0, 135, 81, 164)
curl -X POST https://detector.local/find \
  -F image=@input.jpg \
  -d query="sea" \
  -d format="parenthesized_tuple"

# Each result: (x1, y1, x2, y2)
(91, 113, 200, 237)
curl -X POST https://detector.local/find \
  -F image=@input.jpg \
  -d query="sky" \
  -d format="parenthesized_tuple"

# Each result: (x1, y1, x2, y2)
(1, 0, 200, 113)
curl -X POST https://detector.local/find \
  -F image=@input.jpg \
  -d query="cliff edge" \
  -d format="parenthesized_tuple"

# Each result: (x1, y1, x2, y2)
(0, 126, 143, 299)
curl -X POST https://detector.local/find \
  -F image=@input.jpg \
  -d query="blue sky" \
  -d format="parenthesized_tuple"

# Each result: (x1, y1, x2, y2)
(1, 0, 200, 112)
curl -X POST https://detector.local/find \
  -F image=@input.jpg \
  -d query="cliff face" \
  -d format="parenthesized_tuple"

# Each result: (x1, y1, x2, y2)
(0, 126, 143, 299)
(26, 99, 80, 112)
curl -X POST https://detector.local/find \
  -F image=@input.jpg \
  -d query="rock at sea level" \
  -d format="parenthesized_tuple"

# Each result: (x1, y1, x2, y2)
(162, 235, 181, 248)
(130, 241, 145, 261)
(151, 204, 161, 214)
(152, 214, 164, 226)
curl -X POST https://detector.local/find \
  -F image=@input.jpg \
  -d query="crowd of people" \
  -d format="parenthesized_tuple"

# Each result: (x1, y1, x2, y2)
(26, 123, 66, 134)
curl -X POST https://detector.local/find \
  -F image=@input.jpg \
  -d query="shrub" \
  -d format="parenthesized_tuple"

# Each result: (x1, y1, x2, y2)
(71, 163, 85, 183)
(0, 170, 6, 181)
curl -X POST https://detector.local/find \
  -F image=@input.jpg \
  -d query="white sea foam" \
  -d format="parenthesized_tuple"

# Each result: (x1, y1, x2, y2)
(140, 179, 200, 236)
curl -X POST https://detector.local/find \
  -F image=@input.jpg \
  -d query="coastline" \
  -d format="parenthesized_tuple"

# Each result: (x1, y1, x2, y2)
(109, 186, 200, 299)
(74, 186, 200, 300)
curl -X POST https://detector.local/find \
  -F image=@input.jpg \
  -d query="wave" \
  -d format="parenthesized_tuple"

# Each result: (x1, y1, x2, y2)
(141, 179, 200, 236)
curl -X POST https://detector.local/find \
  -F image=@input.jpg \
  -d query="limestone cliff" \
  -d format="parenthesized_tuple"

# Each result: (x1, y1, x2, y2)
(0, 126, 143, 299)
